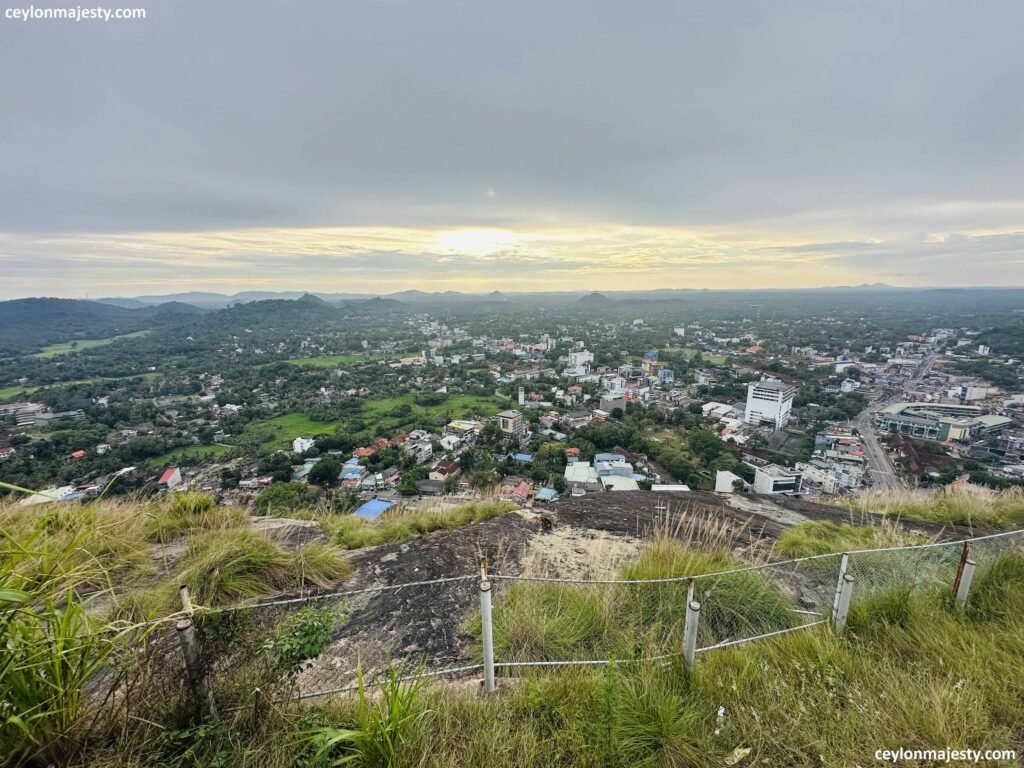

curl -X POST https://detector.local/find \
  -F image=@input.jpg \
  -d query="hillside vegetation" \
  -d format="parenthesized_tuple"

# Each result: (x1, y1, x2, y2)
(1, 493, 1021, 767)
(854, 487, 1024, 529)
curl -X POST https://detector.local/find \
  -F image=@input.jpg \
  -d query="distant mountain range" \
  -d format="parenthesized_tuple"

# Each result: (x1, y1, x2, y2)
(90, 284, 931, 310)
(3, 285, 1023, 357)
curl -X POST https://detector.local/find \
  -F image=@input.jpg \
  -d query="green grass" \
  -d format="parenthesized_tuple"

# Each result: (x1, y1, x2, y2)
(237, 413, 339, 450)
(177, 529, 351, 607)
(0, 373, 164, 403)
(7, 488, 1023, 768)
(281, 353, 381, 368)
(853, 487, 1024, 529)
(237, 394, 503, 450)
(109, 548, 1024, 768)
(481, 537, 797, 664)
(775, 520, 927, 558)
(146, 492, 248, 541)
(674, 347, 728, 365)
(322, 501, 515, 550)
(146, 443, 232, 468)
(0, 384, 42, 401)
(30, 330, 152, 358)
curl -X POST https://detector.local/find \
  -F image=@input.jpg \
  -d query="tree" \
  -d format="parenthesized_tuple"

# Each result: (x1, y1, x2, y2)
(308, 458, 342, 487)
(255, 482, 314, 515)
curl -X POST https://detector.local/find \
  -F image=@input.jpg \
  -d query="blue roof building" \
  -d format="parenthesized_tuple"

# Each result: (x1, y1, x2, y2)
(354, 498, 394, 520)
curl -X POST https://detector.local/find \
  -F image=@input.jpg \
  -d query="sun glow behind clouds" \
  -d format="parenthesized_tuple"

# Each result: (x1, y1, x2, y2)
(434, 228, 520, 256)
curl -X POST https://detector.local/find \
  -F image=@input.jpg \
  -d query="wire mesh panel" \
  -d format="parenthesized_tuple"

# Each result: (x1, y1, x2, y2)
(693, 556, 841, 651)
(194, 575, 482, 702)
(969, 530, 1024, 575)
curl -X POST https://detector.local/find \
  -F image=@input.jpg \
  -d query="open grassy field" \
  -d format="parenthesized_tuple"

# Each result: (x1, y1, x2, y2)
(146, 443, 233, 468)
(30, 330, 152, 358)
(0, 383, 42, 401)
(675, 346, 728, 365)
(0, 372, 164, 403)
(237, 413, 337, 450)
(237, 394, 504, 450)
(282, 353, 382, 368)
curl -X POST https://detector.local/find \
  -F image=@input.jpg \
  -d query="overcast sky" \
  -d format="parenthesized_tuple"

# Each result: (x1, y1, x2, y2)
(2, 0, 1023, 298)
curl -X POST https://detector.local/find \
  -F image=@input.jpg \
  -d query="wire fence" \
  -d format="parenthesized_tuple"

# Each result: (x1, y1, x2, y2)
(138, 528, 1024, 716)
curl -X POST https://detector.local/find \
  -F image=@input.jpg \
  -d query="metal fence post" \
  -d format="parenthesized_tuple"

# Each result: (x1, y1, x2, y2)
(682, 600, 701, 671)
(833, 575, 854, 632)
(831, 553, 849, 626)
(955, 559, 976, 608)
(175, 585, 218, 720)
(479, 558, 496, 693)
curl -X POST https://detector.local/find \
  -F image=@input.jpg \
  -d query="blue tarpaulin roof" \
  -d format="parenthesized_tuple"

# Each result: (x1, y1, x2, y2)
(512, 453, 533, 463)
(354, 498, 393, 520)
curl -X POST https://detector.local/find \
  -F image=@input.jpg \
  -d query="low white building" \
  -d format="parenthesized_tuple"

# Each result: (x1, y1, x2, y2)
(714, 470, 744, 493)
(292, 436, 316, 454)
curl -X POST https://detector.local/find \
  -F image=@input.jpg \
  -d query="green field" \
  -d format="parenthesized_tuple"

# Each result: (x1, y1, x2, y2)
(236, 413, 338, 451)
(281, 353, 381, 368)
(236, 394, 504, 451)
(0, 384, 42, 401)
(147, 443, 232, 468)
(30, 330, 152, 358)
(666, 347, 728, 365)
(0, 373, 163, 403)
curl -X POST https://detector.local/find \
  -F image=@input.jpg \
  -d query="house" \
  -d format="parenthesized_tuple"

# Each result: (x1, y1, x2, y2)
(380, 466, 401, 486)
(340, 464, 367, 487)
(429, 460, 460, 482)
(500, 477, 532, 503)
(416, 479, 445, 495)
(563, 410, 594, 429)
(69, 450, 86, 460)
(361, 473, 384, 492)
(564, 462, 602, 493)
(439, 434, 461, 452)
(601, 475, 640, 491)
(535, 487, 559, 502)
(0, 447, 16, 460)
(158, 467, 182, 489)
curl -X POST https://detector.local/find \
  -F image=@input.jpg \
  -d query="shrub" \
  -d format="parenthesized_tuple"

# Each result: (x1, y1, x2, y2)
(176, 531, 351, 607)
(147, 492, 247, 541)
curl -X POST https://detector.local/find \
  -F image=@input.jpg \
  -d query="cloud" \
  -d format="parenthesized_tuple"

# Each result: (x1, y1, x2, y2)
(1, 0, 1023, 295)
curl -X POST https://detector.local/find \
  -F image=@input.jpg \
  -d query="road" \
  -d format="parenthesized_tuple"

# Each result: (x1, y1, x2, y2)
(853, 348, 940, 490)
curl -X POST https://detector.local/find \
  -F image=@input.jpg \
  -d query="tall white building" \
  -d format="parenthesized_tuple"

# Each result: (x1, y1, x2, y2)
(744, 378, 796, 429)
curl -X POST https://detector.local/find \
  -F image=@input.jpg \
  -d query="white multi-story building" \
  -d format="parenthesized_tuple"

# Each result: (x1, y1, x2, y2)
(744, 378, 796, 429)
(752, 464, 802, 494)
